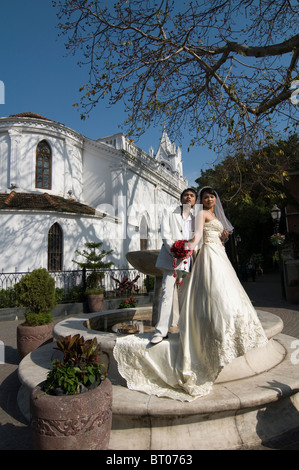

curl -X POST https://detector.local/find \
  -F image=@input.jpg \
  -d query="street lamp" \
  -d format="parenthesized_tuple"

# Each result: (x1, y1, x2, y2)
(271, 204, 281, 233)
(270, 204, 285, 298)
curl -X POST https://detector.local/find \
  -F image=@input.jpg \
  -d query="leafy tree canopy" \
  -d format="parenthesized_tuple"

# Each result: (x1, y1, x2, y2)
(53, 0, 298, 154)
(195, 133, 299, 212)
(195, 134, 298, 261)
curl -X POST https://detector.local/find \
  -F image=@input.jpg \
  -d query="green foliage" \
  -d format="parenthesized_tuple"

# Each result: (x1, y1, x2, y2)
(73, 241, 113, 289)
(43, 334, 108, 396)
(24, 312, 53, 326)
(143, 275, 155, 292)
(0, 288, 17, 308)
(85, 287, 104, 295)
(86, 271, 104, 290)
(55, 288, 64, 304)
(14, 269, 56, 325)
(196, 134, 299, 213)
(195, 134, 299, 264)
(55, 285, 85, 303)
(56, 334, 102, 366)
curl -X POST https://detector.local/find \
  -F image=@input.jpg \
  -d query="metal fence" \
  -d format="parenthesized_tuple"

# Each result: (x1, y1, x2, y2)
(0, 268, 151, 308)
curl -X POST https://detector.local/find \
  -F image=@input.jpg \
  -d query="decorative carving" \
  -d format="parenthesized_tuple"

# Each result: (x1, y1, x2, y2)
(18, 332, 51, 342)
(31, 406, 112, 437)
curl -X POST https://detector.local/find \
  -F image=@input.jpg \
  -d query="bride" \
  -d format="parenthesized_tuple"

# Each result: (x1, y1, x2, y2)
(113, 187, 268, 401)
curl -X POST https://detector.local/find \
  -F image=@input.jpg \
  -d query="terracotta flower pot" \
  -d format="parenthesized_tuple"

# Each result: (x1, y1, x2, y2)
(87, 293, 104, 312)
(30, 378, 112, 450)
(17, 323, 53, 360)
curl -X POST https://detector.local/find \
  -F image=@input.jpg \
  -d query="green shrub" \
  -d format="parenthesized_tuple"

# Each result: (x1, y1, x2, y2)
(55, 285, 85, 303)
(55, 288, 65, 303)
(143, 275, 155, 292)
(68, 285, 85, 302)
(14, 268, 56, 325)
(0, 288, 17, 308)
(24, 312, 53, 326)
(85, 287, 104, 295)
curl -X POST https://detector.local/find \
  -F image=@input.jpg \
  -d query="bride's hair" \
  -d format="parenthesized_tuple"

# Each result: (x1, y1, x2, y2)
(199, 187, 217, 201)
(197, 186, 234, 234)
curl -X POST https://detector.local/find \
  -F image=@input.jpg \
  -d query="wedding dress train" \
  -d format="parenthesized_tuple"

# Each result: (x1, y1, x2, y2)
(113, 220, 268, 401)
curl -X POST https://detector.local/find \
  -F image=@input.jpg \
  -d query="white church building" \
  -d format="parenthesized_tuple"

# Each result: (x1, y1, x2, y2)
(0, 112, 187, 274)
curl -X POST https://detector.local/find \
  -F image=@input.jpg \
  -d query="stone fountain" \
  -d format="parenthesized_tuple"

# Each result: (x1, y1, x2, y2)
(125, 249, 163, 325)
(17, 251, 299, 449)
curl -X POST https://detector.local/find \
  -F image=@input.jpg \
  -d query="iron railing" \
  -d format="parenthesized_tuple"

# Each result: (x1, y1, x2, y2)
(0, 268, 152, 307)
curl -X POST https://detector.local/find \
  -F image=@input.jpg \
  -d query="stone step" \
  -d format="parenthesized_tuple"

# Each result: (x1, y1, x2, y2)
(17, 309, 299, 450)
(109, 333, 299, 450)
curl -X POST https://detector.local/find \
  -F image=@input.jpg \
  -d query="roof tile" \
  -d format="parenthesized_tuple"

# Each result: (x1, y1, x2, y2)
(0, 192, 96, 216)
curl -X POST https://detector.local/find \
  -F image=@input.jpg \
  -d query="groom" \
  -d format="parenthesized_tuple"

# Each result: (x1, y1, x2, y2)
(151, 188, 197, 344)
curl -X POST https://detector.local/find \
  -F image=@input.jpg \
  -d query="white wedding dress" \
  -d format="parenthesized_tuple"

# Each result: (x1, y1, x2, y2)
(113, 219, 268, 401)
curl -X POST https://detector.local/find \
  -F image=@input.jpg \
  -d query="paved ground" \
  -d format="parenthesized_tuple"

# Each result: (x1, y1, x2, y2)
(0, 271, 299, 450)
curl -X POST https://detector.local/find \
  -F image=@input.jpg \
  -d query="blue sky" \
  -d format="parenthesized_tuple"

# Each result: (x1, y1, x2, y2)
(0, 0, 219, 187)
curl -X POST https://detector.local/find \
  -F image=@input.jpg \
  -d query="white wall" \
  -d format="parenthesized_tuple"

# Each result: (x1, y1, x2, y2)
(0, 117, 187, 273)
(0, 210, 119, 273)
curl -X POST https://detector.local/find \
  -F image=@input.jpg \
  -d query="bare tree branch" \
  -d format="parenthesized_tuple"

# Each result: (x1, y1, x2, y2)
(53, 0, 299, 153)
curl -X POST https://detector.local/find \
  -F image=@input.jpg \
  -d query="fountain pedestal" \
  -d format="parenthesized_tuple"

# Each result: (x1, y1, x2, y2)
(17, 310, 299, 449)
(126, 250, 163, 326)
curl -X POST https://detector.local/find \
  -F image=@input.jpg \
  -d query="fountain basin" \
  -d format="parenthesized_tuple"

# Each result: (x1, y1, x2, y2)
(17, 307, 299, 449)
(51, 307, 284, 386)
(126, 250, 163, 277)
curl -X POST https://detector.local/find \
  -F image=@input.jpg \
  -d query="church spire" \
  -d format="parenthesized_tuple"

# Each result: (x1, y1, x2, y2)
(155, 127, 183, 178)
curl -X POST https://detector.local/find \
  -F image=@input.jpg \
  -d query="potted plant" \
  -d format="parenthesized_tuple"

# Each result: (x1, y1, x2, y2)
(270, 233, 285, 246)
(15, 268, 56, 359)
(118, 296, 137, 309)
(30, 334, 112, 450)
(73, 241, 113, 312)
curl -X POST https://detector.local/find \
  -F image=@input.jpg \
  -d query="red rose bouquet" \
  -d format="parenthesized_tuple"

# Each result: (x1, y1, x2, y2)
(170, 240, 193, 284)
(170, 240, 193, 259)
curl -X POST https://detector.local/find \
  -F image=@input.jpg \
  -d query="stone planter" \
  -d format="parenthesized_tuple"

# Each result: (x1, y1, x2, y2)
(17, 323, 53, 360)
(30, 378, 113, 450)
(87, 293, 104, 313)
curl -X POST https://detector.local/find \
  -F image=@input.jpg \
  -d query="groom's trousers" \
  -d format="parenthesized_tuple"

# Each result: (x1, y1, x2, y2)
(154, 269, 190, 338)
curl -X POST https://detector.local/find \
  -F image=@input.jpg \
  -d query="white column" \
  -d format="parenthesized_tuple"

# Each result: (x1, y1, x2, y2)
(8, 129, 22, 189)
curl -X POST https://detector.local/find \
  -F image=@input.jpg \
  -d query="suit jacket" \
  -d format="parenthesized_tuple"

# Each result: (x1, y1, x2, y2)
(156, 205, 197, 272)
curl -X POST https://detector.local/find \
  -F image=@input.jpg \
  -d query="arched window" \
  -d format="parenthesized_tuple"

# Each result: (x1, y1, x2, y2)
(48, 223, 63, 271)
(36, 140, 52, 189)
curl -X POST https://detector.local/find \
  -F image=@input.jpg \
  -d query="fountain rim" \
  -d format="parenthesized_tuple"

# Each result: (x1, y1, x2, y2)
(53, 307, 283, 343)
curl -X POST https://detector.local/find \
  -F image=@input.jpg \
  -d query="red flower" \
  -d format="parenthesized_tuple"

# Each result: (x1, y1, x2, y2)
(171, 240, 193, 281)
(170, 240, 193, 259)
